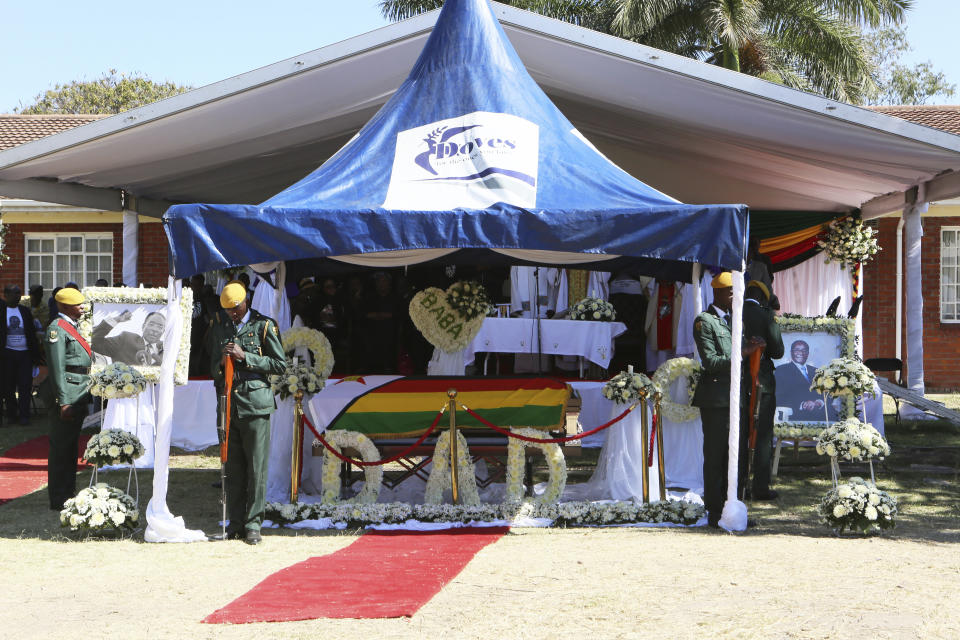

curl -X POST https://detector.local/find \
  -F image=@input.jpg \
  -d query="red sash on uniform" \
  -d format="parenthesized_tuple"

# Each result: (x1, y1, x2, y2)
(58, 318, 93, 358)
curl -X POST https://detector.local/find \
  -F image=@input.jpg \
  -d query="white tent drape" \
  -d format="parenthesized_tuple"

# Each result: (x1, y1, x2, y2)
(144, 278, 206, 543)
(719, 271, 748, 532)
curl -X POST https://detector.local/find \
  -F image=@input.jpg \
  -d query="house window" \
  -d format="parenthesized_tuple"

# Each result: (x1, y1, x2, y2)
(942, 227, 960, 322)
(24, 233, 113, 291)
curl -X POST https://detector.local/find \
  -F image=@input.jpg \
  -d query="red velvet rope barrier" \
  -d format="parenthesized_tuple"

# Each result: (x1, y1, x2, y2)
(458, 403, 636, 444)
(647, 413, 657, 468)
(303, 408, 445, 467)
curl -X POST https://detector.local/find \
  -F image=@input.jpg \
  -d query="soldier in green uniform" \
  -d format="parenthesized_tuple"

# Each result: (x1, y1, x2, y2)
(42, 288, 93, 510)
(742, 280, 784, 500)
(691, 272, 764, 527)
(208, 281, 285, 545)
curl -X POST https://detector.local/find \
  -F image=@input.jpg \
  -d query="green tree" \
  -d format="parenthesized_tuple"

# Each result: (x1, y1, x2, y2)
(380, 0, 910, 104)
(864, 27, 955, 105)
(15, 69, 192, 115)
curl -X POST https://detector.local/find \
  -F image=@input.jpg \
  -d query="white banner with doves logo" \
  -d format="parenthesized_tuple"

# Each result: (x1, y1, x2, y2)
(383, 111, 539, 210)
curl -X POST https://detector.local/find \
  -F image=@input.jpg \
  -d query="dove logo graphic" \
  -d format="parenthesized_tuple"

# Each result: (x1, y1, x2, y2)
(383, 111, 539, 210)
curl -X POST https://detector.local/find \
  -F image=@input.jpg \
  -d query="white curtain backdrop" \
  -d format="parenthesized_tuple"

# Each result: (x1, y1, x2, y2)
(250, 262, 291, 332)
(144, 277, 206, 543)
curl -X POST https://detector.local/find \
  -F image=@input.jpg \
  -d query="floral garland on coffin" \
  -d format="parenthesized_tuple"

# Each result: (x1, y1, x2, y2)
(265, 498, 705, 528)
(424, 429, 481, 506)
(602, 369, 654, 405)
(318, 430, 382, 504)
(818, 218, 880, 269)
(815, 418, 890, 462)
(88, 363, 147, 399)
(817, 477, 897, 534)
(651, 357, 701, 423)
(505, 427, 566, 503)
(83, 429, 146, 467)
(810, 358, 876, 398)
(569, 297, 616, 322)
(60, 483, 139, 532)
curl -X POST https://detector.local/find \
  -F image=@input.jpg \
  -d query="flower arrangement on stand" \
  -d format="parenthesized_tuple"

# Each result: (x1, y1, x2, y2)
(60, 483, 139, 534)
(505, 427, 566, 503)
(569, 296, 616, 321)
(602, 369, 654, 405)
(88, 362, 148, 399)
(810, 358, 876, 399)
(318, 430, 383, 504)
(817, 477, 897, 535)
(818, 218, 880, 269)
(651, 357, 702, 422)
(816, 417, 890, 486)
(270, 358, 324, 400)
(279, 326, 335, 381)
(83, 429, 146, 468)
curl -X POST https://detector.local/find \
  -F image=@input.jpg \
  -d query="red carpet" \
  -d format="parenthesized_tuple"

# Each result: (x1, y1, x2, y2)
(204, 527, 509, 623)
(0, 435, 90, 507)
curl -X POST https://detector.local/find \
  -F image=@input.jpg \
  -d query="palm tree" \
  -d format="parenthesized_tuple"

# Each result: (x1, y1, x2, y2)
(378, 0, 911, 104)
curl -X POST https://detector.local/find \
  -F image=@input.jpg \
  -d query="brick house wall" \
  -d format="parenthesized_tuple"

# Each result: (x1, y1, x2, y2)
(0, 219, 169, 291)
(862, 214, 960, 391)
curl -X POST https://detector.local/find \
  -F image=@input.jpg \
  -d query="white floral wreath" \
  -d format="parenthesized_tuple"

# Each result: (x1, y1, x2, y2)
(652, 357, 702, 423)
(424, 429, 481, 506)
(282, 326, 335, 380)
(505, 428, 567, 504)
(318, 430, 382, 504)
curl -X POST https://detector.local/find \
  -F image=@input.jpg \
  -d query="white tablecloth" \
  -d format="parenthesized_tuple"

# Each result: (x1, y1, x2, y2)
(103, 380, 219, 467)
(464, 318, 627, 369)
(570, 380, 703, 492)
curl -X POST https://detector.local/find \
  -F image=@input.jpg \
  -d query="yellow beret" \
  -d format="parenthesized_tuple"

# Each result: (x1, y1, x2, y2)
(220, 281, 247, 308)
(747, 280, 771, 300)
(55, 288, 85, 305)
(711, 272, 733, 289)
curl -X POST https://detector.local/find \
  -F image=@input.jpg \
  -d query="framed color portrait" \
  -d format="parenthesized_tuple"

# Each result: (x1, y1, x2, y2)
(772, 315, 857, 435)
(78, 287, 193, 385)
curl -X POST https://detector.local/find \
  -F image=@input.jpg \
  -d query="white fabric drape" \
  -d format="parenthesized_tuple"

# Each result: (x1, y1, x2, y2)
(144, 277, 206, 543)
(661, 376, 704, 490)
(719, 271, 747, 532)
(427, 348, 467, 375)
(102, 389, 156, 467)
(904, 200, 928, 401)
(250, 262, 291, 332)
(121, 210, 138, 287)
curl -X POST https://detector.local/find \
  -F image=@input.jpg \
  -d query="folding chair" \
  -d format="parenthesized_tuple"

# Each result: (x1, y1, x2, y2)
(863, 358, 904, 425)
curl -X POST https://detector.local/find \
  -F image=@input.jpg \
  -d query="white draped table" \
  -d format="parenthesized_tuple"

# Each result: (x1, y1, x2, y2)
(103, 380, 219, 467)
(464, 318, 627, 370)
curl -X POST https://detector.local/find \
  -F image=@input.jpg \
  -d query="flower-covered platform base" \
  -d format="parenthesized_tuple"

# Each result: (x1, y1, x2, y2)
(265, 497, 705, 530)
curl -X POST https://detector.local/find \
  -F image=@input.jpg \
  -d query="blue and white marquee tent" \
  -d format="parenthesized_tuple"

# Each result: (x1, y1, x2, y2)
(162, 0, 747, 280)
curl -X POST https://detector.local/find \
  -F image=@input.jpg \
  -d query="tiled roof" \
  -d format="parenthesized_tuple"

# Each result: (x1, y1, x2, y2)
(0, 114, 107, 151)
(869, 105, 960, 136)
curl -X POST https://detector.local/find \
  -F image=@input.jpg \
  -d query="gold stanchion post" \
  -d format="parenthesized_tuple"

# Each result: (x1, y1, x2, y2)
(290, 389, 304, 503)
(447, 389, 459, 505)
(639, 390, 650, 503)
(654, 392, 666, 501)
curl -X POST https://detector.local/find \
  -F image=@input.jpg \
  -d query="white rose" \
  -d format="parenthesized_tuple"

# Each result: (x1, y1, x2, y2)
(864, 506, 878, 521)
(825, 444, 837, 457)
(287, 375, 298, 384)
(868, 494, 881, 506)
(837, 376, 849, 387)
(837, 486, 853, 499)
(89, 511, 106, 527)
(110, 511, 126, 526)
(868, 446, 879, 456)
(122, 444, 134, 455)
(848, 446, 861, 458)
(823, 378, 835, 389)
(107, 445, 121, 458)
(832, 505, 847, 518)
(69, 514, 83, 528)
(593, 311, 601, 319)
(122, 383, 136, 395)
(289, 384, 298, 393)
(104, 386, 117, 398)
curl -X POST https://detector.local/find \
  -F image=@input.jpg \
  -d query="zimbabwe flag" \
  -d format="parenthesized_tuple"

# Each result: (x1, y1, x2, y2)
(327, 377, 570, 439)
